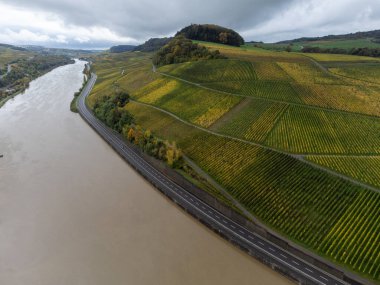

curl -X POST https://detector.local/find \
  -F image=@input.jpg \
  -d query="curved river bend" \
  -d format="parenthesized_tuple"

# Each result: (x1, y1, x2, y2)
(0, 60, 291, 285)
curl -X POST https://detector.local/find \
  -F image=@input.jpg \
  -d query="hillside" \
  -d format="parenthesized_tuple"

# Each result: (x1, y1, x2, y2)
(278, 29, 380, 44)
(254, 29, 380, 57)
(109, 45, 136, 53)
(134, 37, 173, 52)
(176, 24, 244, 47)
(87, 42, 380, 283)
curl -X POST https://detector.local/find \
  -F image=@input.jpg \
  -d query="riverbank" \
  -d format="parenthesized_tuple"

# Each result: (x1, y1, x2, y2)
(0, 56, 75, 109)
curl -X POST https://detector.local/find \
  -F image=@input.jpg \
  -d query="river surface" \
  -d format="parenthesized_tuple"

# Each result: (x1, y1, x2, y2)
(0, 60, 292, 285)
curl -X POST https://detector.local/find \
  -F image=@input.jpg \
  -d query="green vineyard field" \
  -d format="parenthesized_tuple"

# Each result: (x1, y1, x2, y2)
(89, 47, 380, 282)
(133, 77, 242, 128)
(307, 156, 380, 188)
(265, 106, 380, 154)
(125, 101, 380, 281)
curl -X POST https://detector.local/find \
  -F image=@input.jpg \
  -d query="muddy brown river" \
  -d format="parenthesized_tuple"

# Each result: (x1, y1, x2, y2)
(0, 60, 292, 285)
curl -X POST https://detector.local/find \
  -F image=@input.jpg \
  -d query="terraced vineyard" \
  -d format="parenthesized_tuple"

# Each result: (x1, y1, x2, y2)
(89, 47, 380, 282)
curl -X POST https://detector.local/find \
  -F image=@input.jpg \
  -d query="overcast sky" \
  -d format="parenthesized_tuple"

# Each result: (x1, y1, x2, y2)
(0, 0, 379, 49)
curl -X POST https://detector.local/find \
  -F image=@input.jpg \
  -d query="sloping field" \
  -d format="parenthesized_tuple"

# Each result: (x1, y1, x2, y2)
(89, 47, 380, 282)
(265, 106, 380, 154)
(133, 77, 242, 128)
(125, 101, 380, 281)
(307, 156, 380, 188)
(159, 59, 257, 83)
(329, 63, 380, 84)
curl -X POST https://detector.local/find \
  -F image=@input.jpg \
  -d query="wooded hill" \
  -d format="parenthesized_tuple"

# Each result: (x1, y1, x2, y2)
(176, 24, 245, 47)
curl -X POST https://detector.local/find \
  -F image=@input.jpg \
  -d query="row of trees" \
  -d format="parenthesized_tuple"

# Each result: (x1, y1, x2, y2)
(302, 46, 380, 58)
(176, 24, 245, 47)
(152, 36, 226, 66)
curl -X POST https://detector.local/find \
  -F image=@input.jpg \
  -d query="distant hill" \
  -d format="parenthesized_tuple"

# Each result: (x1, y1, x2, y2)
(252, 29, 380, 58)
(134, 37, 173, 52)
(0, 43, 26, 51)
(22, 45, 99, 56)
(278, 29, 380, 44)
(109, 45, 136, 53)
(176, 24, 245, 47)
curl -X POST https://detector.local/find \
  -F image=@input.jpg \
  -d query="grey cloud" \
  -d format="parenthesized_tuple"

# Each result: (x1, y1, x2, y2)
(1, 0, 380, 47)
(2, 0, 295, 41)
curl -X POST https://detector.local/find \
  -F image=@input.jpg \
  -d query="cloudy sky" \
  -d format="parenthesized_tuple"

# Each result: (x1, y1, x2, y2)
(0, 0, 379, 49)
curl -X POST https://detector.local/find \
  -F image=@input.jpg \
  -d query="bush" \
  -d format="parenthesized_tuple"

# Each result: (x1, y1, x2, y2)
(123, 125, 184, 168)
(93, 92, 134, 132)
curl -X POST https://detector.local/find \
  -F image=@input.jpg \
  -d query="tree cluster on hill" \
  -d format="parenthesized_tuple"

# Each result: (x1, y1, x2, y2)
(152, 36, 226, 67)
(123, 125, 183, 168)
(109, 45, 136, 53)
(176, 24, 245, 47)
(302, 46, 380, 58)
(93, 92, 134, 132)
(134, 37, 173, 52)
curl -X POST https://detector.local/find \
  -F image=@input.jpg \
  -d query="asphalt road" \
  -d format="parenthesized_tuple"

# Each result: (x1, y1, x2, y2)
(77, 74, 349, 285)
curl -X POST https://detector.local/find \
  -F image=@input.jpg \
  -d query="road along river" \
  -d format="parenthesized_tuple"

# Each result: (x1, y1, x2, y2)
(0, 60, 292, 285)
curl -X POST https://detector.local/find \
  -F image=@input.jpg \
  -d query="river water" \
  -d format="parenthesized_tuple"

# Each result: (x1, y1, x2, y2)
(0, 60, 292, 285)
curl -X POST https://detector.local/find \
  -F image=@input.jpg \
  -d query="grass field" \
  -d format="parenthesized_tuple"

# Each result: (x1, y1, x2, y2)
(299, 38, 380, 49)
(88, 47, 380, 282)
(302, 52, 380, 62)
